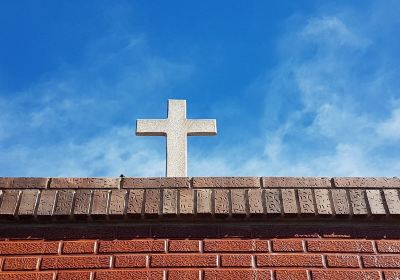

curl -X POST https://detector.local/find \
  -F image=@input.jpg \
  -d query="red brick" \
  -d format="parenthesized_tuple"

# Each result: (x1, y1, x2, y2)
(275, 270, 308, 280)
(307, 240, 374, 253)
(204, 269, 272, 280)
(95, 270, 164, 280)
(0, 241, 59, 255)
(41, 255, 111, 269)
(376, 240, 400, 253)
(272, 239, 303, 252)
(221, 254, 252, 267)
(99, 240, 165, 253)
(0, 273, 54, 280)
(363, 255, 400, 268)
(114, 254, 147, 268)
(62, 240, 96, 254)
(168, 240, 200, 252)
(385, 271, 400, 280)
(311, 270, 380, 280)
(203, 240, 269, 252)
(151, 254, 217, 267)
(3, 257, 39, 270)
(167, 270, 200, 280)
(51, 177, 119, 188)
(57, 271, 92, 280)
(257, 254, 323, 267)
(326, 255, 360, 268)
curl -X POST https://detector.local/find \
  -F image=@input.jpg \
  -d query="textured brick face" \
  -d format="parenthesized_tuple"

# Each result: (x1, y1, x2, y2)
(0, 236, 398, 278)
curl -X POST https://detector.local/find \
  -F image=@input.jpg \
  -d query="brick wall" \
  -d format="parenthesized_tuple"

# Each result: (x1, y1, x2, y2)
(0, 235, 400, 280)
(1, 177, 400, 279)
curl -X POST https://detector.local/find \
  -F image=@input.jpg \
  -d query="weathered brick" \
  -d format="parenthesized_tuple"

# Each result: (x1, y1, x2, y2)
(204, 240, 268, 252)
(95, 270, 164, 280)
(272, 239, 303, 252)
(3, 257, 39, 270)
(248, 189, 264, 214)
(204, 269, 271, 280)
(220, 254, 252, 267)
(151, 254, 217, 267)
(282, 189, 298, 215)
(298, 189, 315, 215)
(12, 177, 48, 189)
(145, 189, 161, 215)
(91, 190, 110, 215)
(114, 254, 147, 268)
(0, 272, 55, 280)
(331, 189, 350, 215)
(167, 270, 200, 280)
(0, 241, 59, 255)
(179, 189, 194, 215)
(363, 255, 400, 268)
(123, 177, 190, 188)
(168, 240, 200, 252)
(0, 190, 20, 216)
(99, 240, 165, 253)
(41, 255, 111, 269)
(314, 189, 332, 215)
(366, 190, 386, 215)
(311, 270, 380, 280)
(54, 190, 75, 216)
(127, 189, 144, 215)
(163, 189, 177, 215)
(193, 177, 260, 188)
(384, 189, 400, 215)
(307, 240, 374, 253)
(73, 190, 92, 215)
(214, 189, 229, 215)
(0, 177, 12, 188)
(376, 240, 400, 253)
(62, 240, 96, 254)
(196, 189, 211, 214)
(334, 177, 400, 188)
(108, 190, 127, 215)
(349, 190, 368, 215)
(18, 190, 39, 216)
(51, 177, 119, 188)
(326, 255, 360, 268)
(385, 271, 400, 280)
(36, 190, 56, 216)
(275, 270, 308, 280)
(57, 271, 92, 280)
(257, 254, 323, 267)
(263, 177, 331, 188)
(265, 189, 281, 214)
(231, 189, 246, 215)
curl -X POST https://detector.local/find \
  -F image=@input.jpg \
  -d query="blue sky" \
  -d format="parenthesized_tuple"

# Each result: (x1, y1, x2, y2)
(1, 1, 399, 177)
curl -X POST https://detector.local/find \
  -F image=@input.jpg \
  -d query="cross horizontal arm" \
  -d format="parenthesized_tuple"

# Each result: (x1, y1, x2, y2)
(136, 119, 168, 136)
(187, 119, 217, 136)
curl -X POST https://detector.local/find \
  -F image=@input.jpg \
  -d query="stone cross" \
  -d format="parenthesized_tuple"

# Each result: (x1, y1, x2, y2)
(136, 99, 217, 177)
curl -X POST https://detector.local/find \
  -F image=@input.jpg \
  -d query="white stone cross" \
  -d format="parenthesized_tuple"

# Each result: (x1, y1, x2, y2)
(136, 99, 217, 177)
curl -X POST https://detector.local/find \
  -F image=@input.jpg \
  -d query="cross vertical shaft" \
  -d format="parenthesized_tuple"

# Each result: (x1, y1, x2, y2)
(136, 99, 217, 177)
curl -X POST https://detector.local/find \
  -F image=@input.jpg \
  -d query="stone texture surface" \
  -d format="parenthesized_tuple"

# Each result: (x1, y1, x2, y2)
(73, 190, 92, 215)
(214, 189, 229, 215)
(263, 177, 331, 188)
(193, 177, 259, 188)
(314, 189, 332, 215)
(51, 178, 119, 189)
(18, 190, 39, 216)
(231, 189, 246, 215)
(136, 99, 216, 177)
(0, 177, 399, 220)
(12, 178, 48, 189)
(123, 177, 190, 188)
(54, 190, 74, 216)
(36, 190, 57, 216)
(334, 177, 400, 188)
